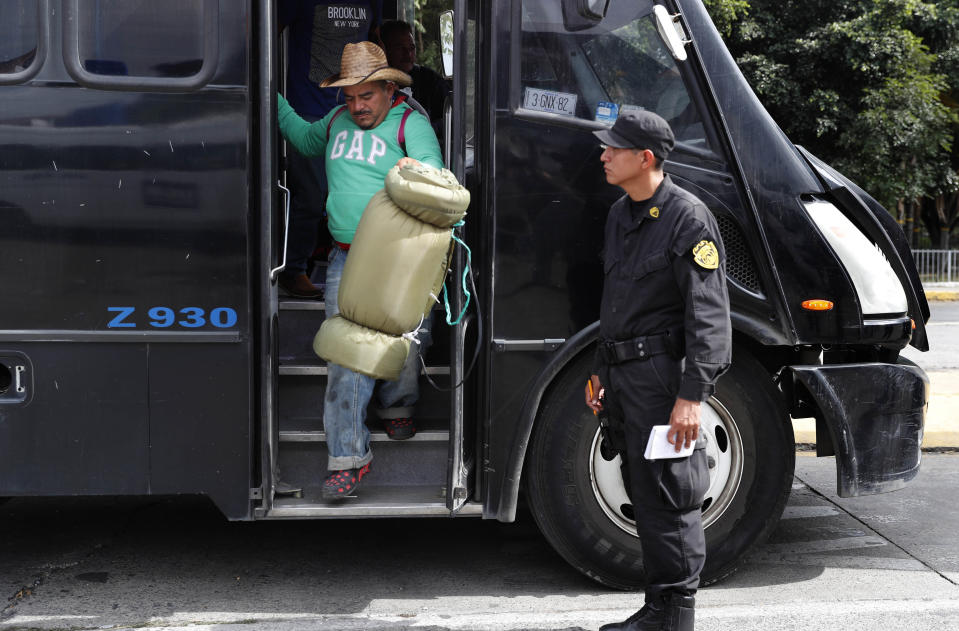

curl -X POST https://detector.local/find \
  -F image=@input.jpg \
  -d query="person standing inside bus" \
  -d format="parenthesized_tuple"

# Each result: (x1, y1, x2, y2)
(277, 41, 443, 499)
(378, 19, 450, 129)
(276, 0, 382, 299)
(585, 111, 731, 631)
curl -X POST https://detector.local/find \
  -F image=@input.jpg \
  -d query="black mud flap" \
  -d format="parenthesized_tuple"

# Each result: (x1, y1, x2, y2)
(789, 363, 928, 497)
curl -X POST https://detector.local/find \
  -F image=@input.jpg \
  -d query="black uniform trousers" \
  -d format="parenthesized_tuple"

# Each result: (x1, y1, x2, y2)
(604, 352, 710, 602)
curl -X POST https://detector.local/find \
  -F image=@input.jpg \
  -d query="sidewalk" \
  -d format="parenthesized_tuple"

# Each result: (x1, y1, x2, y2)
(919, 371, 959, 448)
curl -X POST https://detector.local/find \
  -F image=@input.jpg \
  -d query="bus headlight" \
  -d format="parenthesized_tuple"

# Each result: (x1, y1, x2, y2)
(803, 198, 907, 315)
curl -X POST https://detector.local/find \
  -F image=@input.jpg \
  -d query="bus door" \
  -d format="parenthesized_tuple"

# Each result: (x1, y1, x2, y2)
(264, 0, 477, 518)
(443, 0, 478, 514)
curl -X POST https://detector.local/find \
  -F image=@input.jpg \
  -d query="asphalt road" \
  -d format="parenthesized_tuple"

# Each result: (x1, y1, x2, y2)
(2, 454, 958, 631)
(902, 300, 959, 370)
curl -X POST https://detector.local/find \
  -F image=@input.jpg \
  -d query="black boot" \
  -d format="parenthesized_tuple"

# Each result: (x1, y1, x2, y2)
(597, 601, 656, 631)
(598, 594, 695, 631)
(664, 593, 695, 631)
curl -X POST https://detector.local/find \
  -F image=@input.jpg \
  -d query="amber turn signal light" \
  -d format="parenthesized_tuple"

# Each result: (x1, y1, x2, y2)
(801, 299, 834, 311)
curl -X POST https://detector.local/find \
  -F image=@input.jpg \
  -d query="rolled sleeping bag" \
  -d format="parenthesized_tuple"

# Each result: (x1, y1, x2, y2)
(314, 163, 469, 380)
(337, 189, 452, 335)
(382, 164, 469, 318)
(383, 163, 470, 228)
(313, 315, 412, 381)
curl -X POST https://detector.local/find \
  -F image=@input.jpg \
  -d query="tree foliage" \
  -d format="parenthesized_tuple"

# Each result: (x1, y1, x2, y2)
(703, 0, 750, 36)
(713, 0, 959, 247)
(410, 0, 450, 75)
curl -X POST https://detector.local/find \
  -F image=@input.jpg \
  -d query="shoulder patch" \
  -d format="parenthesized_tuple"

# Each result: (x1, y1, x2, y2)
(692, 240, 719, 269)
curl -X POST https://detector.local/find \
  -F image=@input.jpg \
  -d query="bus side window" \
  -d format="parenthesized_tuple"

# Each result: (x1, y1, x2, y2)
(0, 0, 42, 83)
(76, 0, 206, 79)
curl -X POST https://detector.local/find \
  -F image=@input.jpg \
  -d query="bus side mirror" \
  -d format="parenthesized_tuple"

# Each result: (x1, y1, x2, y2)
(440, 11, 454, 79)
(653, 5, 689, 62)
(562, 0, 610, 31)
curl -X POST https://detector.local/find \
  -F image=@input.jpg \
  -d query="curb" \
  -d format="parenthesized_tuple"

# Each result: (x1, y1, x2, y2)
(925, 290, 959, 301)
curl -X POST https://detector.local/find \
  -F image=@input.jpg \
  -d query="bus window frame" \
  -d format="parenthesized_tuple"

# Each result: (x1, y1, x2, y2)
(0, 0, 48, 86)
(61, 0, 220, 93)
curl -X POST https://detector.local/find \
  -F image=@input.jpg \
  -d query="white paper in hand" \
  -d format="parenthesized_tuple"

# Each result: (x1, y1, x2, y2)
(644, 425, 695, 460)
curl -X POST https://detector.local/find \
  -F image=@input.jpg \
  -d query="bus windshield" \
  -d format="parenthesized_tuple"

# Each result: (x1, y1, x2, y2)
(519, 0, 708, 150)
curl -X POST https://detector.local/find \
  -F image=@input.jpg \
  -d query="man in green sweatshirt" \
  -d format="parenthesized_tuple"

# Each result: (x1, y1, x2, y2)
(277, 41, 444, 499)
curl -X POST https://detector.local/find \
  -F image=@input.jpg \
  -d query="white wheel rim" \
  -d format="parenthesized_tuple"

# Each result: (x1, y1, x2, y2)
(588, 397, 745, 536)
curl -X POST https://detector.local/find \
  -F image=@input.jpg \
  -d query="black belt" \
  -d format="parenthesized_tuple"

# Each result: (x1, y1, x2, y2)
(598, 331, 679, 365)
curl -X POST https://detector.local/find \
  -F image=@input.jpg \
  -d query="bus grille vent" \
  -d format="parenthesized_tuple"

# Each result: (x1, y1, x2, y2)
(716, 214, 762, 295)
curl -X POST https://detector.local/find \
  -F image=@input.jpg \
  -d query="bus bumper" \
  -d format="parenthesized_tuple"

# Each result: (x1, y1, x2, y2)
(789, 362, 928, 497)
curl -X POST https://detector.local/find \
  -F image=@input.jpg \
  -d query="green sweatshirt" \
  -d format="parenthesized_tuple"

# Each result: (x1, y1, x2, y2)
(277, 93, 444, 244)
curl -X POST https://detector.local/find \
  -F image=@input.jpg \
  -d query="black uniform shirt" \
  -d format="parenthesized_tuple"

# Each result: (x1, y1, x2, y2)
(409, 64, 450, 124)
(596, 175, 732, 401)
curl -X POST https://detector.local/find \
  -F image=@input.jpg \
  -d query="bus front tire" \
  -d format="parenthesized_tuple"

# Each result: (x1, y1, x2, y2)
(525, 349, 794, 589)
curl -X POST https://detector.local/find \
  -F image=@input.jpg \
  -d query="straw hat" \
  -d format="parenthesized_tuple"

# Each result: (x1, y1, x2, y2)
(320, 41, 412, 88)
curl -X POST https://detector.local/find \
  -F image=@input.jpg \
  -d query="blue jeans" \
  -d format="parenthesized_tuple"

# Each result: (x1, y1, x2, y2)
(323, 247, 434, 470)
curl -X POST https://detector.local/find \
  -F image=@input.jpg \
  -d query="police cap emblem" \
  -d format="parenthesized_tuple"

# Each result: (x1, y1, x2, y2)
(692, 240, 719, 269)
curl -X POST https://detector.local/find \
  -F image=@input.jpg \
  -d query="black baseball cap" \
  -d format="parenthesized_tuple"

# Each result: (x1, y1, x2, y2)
(593, 110, 675, 159)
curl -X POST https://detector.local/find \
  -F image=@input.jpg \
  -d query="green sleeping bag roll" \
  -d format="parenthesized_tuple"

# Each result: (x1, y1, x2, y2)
(384, 163, 469, 227)
(337, 190, 451, 336)
(313, 314, 411, 381)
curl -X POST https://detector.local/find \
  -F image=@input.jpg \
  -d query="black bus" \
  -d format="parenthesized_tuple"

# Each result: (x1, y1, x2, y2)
(0, 0, 929, 588)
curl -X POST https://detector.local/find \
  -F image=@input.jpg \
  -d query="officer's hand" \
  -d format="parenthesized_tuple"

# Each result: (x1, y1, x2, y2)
(585, 374, 604, 413)
(668, 398, 701, 452)
(396, 157, 421, 169)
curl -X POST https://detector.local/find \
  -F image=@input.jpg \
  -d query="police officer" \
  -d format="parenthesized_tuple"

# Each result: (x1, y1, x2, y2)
(585, 111, 731, 631)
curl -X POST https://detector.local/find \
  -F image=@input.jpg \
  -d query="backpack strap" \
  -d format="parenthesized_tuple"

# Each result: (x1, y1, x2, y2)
(398, 107, 414, 156)
(325, 105, 348, 139)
